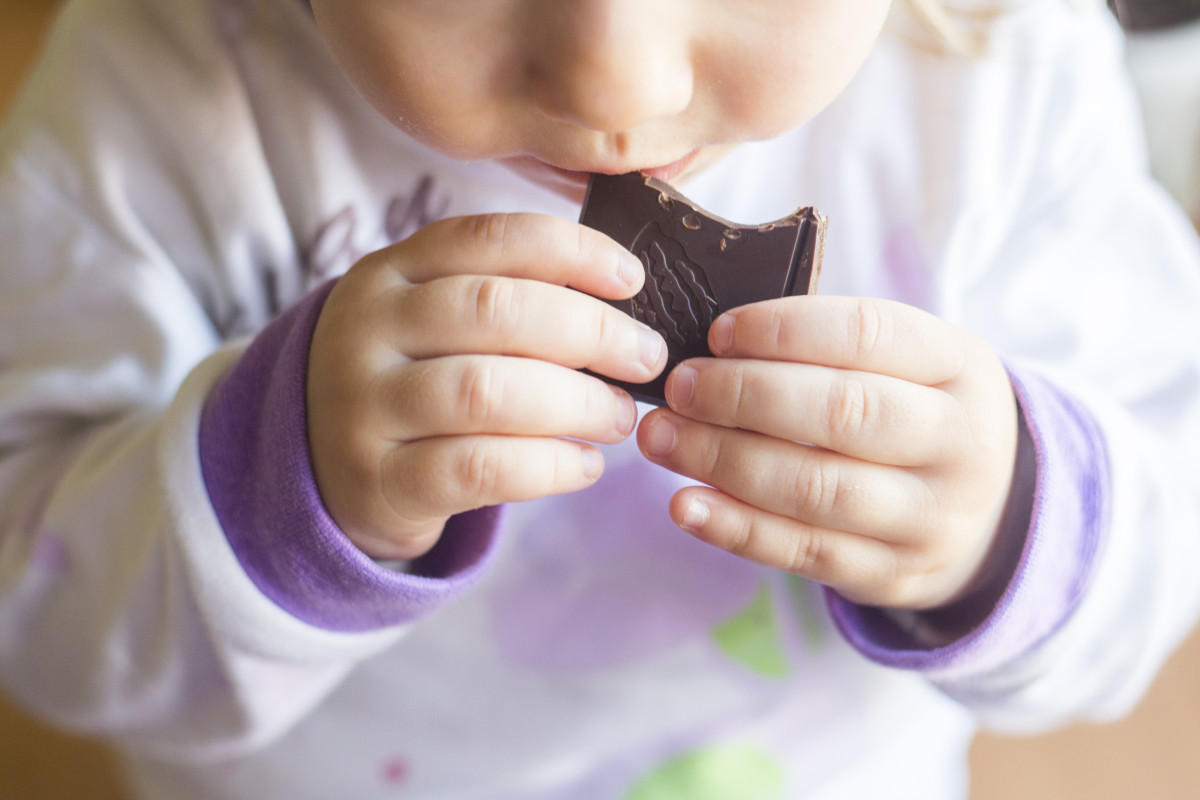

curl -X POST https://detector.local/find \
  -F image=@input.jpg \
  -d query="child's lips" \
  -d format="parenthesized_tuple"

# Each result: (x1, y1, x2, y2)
(500, 148, 714, 201)
(637, 149, 701, 183)
(542, 149, 702, 187)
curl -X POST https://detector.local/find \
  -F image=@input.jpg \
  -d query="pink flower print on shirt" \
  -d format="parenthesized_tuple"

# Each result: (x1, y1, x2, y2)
(489, 457, 763, 673)
(380, 754, 410, 787)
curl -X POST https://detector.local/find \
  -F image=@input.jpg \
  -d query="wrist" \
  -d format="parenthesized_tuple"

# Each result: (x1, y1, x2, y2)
(909, 409, 1037, 643)
(825, 362, 1108, 672)
(200, 280, 499, 631)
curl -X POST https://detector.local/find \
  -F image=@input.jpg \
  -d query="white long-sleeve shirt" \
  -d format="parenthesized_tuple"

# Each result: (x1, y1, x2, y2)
(2, 0, 1200, 798)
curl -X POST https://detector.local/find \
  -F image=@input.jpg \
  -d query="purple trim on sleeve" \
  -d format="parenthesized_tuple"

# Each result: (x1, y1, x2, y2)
(198, 280, 500, 632)
(826, 365, 1109, 674)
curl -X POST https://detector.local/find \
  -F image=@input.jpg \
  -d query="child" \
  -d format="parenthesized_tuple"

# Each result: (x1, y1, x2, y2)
(2, 0, 1199, 798)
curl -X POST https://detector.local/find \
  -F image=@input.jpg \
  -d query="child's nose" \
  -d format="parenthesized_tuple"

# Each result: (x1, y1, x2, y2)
(530, 0, 694, 133)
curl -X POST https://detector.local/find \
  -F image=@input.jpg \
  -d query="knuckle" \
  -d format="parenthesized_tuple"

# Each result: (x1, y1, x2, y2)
(470, 275, 517, 333)
(458, 361, 502, 427)
(794, 461, 840, 519)
(849, 299, 889, 361)
(785, 528, 826, 575)
(459, 439, 503, 498)
(467, 212, 512, 251)
(826, 376, 871, 444)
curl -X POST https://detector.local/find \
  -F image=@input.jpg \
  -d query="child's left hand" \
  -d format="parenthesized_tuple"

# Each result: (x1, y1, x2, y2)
(637, 295, 1019, 610)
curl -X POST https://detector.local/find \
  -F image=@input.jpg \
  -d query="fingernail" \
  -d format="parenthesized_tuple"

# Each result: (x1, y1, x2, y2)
(613, 387, 637, 435)
(642, 416, 677, 458)
(618, 250, 644, 288)
(639, 326, 666, 372)
(581, 446, 604, 480)
(669, 364, 697, 409)
(710, 314, 734, 355)
(680, 498, 709, 531)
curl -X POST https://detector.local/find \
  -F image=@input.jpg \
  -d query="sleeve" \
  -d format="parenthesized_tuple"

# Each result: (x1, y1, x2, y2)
(826, 364, 1106, 677)
(198, 278, 497, 634)
(0, 0, 494, 762)
(827, 1, 1200, 733)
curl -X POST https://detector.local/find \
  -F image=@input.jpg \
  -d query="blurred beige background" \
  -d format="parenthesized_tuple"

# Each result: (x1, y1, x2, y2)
(2, 2, 1199, 798)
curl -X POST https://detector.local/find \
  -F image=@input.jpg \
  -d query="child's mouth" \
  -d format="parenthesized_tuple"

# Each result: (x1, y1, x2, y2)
(636, 149, 701, 184)
(500, 148, 710, 201)
(531, 149, 701, 186)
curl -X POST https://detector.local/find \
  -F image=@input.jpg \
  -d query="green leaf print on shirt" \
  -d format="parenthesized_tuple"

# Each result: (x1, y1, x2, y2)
(784, 573, 826, 651)
(624, 744, 785, 800)
(710, 581, 789, 678)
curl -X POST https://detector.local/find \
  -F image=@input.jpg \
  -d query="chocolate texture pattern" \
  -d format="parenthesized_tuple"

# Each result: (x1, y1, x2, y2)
(579, 171, 826, 405)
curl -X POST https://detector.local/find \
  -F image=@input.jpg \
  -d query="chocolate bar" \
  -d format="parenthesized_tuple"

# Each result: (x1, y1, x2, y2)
(579, 171, 826, 405)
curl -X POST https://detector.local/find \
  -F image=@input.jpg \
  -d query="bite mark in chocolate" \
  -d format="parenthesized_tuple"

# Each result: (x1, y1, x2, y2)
(579, 171, 826, 405)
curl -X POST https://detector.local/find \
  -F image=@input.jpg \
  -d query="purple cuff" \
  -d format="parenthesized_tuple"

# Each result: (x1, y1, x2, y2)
(198, 280, 499, 632)
(826, 365, 1109, 674)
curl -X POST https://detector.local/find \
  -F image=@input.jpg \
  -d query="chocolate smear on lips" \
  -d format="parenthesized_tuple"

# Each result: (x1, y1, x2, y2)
(579, 171, 826, 406)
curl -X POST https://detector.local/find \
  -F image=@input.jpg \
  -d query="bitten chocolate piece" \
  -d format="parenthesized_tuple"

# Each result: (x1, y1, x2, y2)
(579, 171, 826, 405)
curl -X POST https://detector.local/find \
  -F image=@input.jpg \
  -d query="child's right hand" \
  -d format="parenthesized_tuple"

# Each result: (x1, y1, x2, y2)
(306, 214, 667, 560)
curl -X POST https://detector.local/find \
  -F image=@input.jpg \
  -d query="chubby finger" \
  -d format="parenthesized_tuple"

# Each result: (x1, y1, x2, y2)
(667, 485, 900, 606)
(711, 295, 969, 386)
(384, 435, 606, 524)
(384, 275, 667, 382)
(389, 213, 645, 299)
(638, 410, 932, 540)
(664, 359, 968, 466)
(382, 355, 637, 444)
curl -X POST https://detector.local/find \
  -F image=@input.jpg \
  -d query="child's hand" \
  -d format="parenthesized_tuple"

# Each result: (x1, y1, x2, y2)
(637, 296, 1019, 610)
(307, 214, 667, 561)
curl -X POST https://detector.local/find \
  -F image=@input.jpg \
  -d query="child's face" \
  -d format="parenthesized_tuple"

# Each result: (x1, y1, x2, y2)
(310, 0, 893, 200)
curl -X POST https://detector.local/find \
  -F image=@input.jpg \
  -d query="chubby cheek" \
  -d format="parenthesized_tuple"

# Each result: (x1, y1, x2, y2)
(712, 3, 890, 140)
(312, 5, 517, 160)
(714, 71, 828, 143)
(371, 75, 518, 161)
